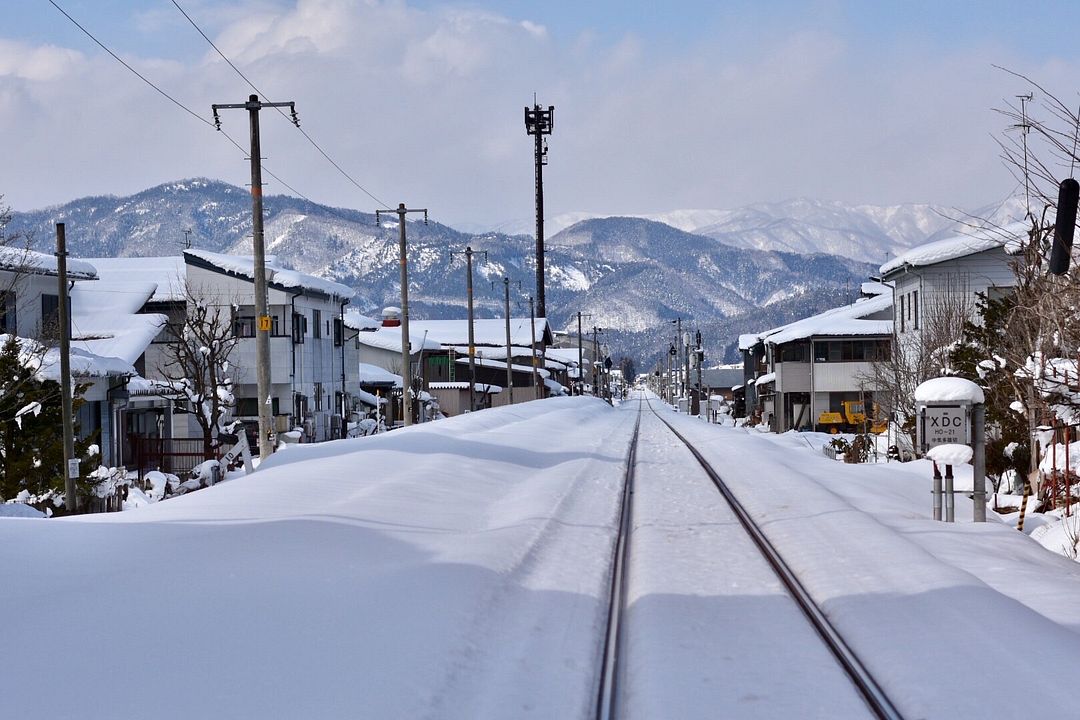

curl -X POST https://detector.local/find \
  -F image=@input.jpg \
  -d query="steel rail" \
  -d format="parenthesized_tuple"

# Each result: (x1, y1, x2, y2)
(643, 395, 905, 720)
(594, 398, 642, 720)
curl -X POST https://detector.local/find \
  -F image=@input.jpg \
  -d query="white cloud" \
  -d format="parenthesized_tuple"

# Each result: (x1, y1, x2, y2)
(3, 1, 1076, 229)
(0, 40, 84, 82)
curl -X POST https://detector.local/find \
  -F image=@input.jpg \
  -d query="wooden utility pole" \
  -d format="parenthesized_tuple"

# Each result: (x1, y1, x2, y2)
(56, 223, 77, 512)
(212, 94, 299, 459)
(592, 326, 601, 397)
(453, 247, 486, 412)
(377, 204, 428, 426)
(503, 277, 514, 405)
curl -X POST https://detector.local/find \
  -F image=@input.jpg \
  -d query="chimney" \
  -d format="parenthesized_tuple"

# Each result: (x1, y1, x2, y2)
(382, 306, 402, 328)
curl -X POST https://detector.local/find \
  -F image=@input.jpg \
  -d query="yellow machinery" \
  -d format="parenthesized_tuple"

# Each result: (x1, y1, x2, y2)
(818, 401, 887, 434)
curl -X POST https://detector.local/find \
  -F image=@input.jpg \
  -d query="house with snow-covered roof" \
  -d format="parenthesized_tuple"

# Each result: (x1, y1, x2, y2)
(347, 307, 439, 425)
(408, 317, 557, 412)
(182, 249, 362, 443)
(0, 248, 163, 469)
(879, 223, 1021, 347)
(741, 285, 893, 432)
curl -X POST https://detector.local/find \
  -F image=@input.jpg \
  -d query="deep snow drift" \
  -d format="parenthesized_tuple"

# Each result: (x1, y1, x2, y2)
(5, 396, 1080, 719)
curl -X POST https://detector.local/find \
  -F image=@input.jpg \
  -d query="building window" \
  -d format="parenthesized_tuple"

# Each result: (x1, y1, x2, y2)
(314, 382, 323, 411)
(292, 312, 306, 344)
(899, 294, 905, 333)
(233, 315, 256, 337)
(41, 293, 60, 336)
(312, 309, 322, 339)
(333, 317, 343, 347)
(912, 290, 919, 330)
(236, 397, 280, 416)
(778, 342, 809, 363)
(813, 339, 891, 363)
(0, 292, 14, 334)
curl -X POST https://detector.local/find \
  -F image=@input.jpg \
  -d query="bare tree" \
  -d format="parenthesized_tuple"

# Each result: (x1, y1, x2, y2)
(861, 272, 975, 447)
(158, 283, 239, 456)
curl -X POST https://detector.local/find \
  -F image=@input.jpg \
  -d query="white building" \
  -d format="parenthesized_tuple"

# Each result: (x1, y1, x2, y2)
(182, 249, 363, 442)
(879, 223, 1021, 348)
(741, 286, 893, 432)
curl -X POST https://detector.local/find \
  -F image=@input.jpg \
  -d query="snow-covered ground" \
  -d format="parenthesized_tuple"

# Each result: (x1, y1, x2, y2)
(5, 395, 1080, 718)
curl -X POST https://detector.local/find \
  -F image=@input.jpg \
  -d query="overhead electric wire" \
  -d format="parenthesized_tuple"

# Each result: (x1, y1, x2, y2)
(170, 0, 393, 211)
(47, 0, 321, 206)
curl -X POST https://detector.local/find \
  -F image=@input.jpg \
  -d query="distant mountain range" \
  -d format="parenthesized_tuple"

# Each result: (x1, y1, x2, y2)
(7, 178, 1013, 365)
(468, 196, 1026, 265)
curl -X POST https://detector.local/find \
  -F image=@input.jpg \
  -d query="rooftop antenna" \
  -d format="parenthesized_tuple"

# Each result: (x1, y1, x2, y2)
(1071, 98, 1080, 177)
(182, 228, 192, 250)
(1017, 92, 1034, 222)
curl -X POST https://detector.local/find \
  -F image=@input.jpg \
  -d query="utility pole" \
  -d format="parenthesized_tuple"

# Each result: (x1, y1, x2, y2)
(695, 329, 704, 403)
(503, 277, 514, 404)
(528, 295, 541, 399)
(454, 247, 486, 411)
(182, 228, 192, 250)
(56, 223, 77, 512)
(575, 311, 591, 395)
(212, 94, 299, 459)
(592, 326, 602, 397)
(684, 327, 691, 402)
(377, 204, 428, 427)
(524, 101, 554, 318)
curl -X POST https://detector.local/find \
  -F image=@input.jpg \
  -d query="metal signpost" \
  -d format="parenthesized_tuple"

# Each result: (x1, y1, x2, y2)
(915, 378, 986, 523)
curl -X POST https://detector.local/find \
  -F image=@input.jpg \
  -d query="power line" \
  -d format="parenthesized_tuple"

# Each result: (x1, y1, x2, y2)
(170, 0, 393, 210)
(47, 0, 321, 207)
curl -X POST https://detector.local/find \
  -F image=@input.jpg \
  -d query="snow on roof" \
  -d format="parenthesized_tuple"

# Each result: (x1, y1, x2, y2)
(0, 245, 96, 280)
(545, 347, 589, 367)
(879, 222, 1027, 276)
(355, 388, 387, 407)
(83, 256, 187, 302)
(37, 345, 134, 380)
(755, 372, 776, 386)
(761, 292, 893, 346)
(455, 357, 550, 379)
(343, 309, 382, 332)
(738, 333, 761, 351)
(355, 326, 442, 353)
(448, 345, 545, 360)
(428, 381, 503, 394)
(126, 377, 185, 397)
(358, 363, 402, 387)
(914, 376, 985, 404)
(185, 249, 355, 299)
(861, 280, 891, 296)
(408, 318, 551, 348)
(69, 277, 166, 365)
(544, 377, 568, 396)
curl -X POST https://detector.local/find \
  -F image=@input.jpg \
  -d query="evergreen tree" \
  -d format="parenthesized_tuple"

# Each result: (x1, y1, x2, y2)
(0, 335, 95, 510)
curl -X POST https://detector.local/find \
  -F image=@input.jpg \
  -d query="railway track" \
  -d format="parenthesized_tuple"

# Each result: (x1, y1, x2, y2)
(593, 393, 904, 720)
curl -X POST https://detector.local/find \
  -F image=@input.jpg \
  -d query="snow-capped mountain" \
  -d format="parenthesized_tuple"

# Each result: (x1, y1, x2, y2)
(9, 179, 882, 364)
(477, 197, 1026, 265)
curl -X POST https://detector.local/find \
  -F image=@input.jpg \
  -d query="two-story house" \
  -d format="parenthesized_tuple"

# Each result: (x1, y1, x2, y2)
(742, 285, 893, 432)
(879, 223, 1022, 362)
(182, 249, 360, 443)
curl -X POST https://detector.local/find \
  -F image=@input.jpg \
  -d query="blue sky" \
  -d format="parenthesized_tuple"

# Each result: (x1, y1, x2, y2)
(6, 1, 1080, 225)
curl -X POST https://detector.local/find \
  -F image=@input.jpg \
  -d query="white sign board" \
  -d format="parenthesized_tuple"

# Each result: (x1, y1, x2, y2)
(67, 459, 80, 479)
(922, 405, 969, 449)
